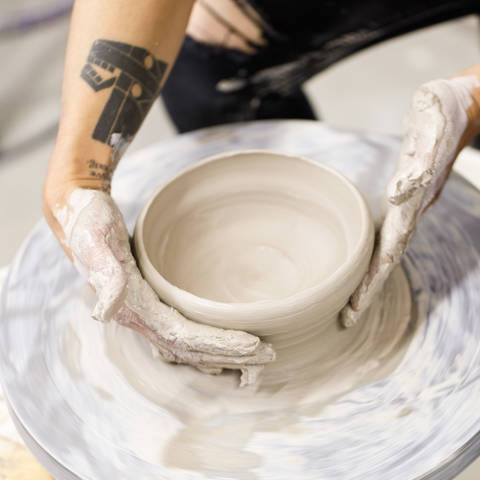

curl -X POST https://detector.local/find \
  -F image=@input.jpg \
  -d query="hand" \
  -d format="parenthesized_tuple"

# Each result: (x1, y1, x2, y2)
(341, 74, 480, 327)
(50, 188, 275, 386)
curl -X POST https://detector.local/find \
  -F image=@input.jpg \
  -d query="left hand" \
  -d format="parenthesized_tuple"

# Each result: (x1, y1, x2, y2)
(50, 187, 275, 386)
(341, 72, 480, 327)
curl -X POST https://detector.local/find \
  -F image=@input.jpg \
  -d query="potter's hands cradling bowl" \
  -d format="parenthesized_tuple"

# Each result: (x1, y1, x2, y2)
(40, 0, 279, 388)
(44, 188, 275, 387)
(342, 71, 480, 327)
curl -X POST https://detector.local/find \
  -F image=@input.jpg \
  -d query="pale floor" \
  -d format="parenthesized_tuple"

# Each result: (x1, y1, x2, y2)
(0, 8, 479, 479)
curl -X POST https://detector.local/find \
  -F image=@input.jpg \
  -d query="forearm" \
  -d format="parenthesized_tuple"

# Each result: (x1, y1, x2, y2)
(44, 0, 193, 213)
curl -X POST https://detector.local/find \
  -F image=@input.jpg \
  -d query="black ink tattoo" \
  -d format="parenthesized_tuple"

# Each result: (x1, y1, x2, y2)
(87, 159, 113, 187)
(81, 40, 167, 147)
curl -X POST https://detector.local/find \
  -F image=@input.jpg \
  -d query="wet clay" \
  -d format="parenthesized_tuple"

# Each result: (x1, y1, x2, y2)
(134, 151, 374, 342)
(57, 151, 413, 474)
(59, 263, 412, 473)
(156, 192, 348, 303)
(5, 121, 480, 480)
(54, 187, 275, 386)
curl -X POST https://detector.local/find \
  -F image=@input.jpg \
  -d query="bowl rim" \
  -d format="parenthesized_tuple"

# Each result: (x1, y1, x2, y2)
(133, 149, 374, 320)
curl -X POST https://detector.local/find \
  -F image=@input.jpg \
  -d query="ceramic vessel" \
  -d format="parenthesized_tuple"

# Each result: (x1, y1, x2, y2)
(134, 150, 374, 347)
(5, 123, 480, 479)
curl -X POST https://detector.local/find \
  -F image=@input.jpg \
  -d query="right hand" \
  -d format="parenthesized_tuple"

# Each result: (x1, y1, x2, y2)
(45, 187, 275, 387)
(341, 73, 480, 327)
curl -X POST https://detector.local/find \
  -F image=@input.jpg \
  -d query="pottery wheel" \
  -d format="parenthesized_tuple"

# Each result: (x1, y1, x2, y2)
(1, 120, 480, 479)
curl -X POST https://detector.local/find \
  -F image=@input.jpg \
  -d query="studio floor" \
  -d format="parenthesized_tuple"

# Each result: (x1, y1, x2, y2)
(1, 4, 480, 478)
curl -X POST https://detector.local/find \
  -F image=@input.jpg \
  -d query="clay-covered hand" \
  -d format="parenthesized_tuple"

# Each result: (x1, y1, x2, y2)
(341, 74, 480, 327)
(54, 188, 275, 386)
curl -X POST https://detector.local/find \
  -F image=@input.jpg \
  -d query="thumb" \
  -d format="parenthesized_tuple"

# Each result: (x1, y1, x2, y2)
(90, 253, 128, 322)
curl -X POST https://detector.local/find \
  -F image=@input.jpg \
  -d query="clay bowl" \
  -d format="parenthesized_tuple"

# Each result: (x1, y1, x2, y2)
(134, 150, 374, 349)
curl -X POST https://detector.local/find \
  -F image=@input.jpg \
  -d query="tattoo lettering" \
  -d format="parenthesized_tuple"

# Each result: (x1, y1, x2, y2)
(87, 159, 113, 191)
(81, 40, 167, 147)
(88, 159, 113, 184)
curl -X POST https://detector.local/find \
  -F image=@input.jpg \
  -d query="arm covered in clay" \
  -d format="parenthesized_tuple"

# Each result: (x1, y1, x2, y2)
(341, 66, 480, 327)
(43, 0, 274, 386)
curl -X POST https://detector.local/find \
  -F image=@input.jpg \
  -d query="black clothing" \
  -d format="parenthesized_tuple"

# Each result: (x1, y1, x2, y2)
(162, 1, 479, 132)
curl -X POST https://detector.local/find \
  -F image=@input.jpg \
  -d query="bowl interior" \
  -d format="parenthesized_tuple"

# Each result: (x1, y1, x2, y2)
(138, 151, 370, 306)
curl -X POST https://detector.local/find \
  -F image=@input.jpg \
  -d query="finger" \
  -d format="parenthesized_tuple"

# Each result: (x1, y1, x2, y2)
(91, 218, 133, 322)
(194, 360, 265, 387)
(184, 328, 261, 356)
(124, 273, 266, 358)
(388, 86, 445, 205)
(421, 164, 454, 213)
(170, 312, 263, 356)
(137, 319, 275, 387)
(339, 200, 418, 328)
(63, 191, 130, 322)
(117, 308, 179, 362)
(196, 365, 223, 375)
(119, 307, 276, 367)
(340, 304, 359, 328)
(167, 338, 276, 367)
(240, 365, 264, 387)
(91, 255, 127, 322)
(152, 340, 273, 387)
(81, 236, 128, 322)
(387, 161, 433, 206)
(196, 364, 262, 387)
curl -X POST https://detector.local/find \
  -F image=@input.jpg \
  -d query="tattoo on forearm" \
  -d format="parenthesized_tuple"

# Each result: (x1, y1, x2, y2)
(81, 40, 167, 148)
(88, 159, 113, 183)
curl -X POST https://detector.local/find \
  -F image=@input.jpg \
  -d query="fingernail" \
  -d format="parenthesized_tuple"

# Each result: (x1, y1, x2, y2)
(340, 309, 358, 328)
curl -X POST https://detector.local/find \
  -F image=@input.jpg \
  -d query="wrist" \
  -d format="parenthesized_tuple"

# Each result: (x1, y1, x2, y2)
(451, 69, 480, 145)
(44, 140, 114, 202)
(43, 154, 113, 257)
